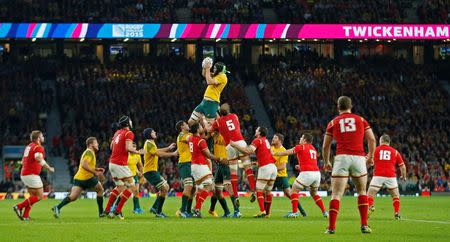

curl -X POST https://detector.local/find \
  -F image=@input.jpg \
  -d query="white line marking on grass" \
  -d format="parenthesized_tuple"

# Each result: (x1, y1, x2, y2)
(402, 218, 450, 225)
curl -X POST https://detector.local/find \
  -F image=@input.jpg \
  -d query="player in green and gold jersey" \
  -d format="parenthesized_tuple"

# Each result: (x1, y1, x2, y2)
(208, 133, 232, 218)
(142, 128, 177, 218)
(271, 133, 307, 217)
(52, 137, 105, 218)
(174, 121, 195, 218)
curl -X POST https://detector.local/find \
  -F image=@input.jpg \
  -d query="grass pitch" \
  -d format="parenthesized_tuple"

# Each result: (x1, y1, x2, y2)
(1, 196, 449, 241)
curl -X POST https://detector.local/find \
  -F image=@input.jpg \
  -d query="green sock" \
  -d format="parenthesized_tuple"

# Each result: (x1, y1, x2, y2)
(181, 195, 188, 212)
(57, 197, 71, 210)
(133, 197, 140, 210)
(152, 196, 160, 210)
(210, 196, 218, 211)
(157, 196, 165, 214)
(218, 198, 230, 214)
(187, 198, 193, 213)
(96, 196, 104, 214)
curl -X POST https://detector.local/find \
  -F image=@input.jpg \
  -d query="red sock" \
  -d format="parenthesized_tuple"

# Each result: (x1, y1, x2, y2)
(245, 169, 256, 191)
(265, 193, 272, 215)
(291, 193, 299, 213)
(328, 199, 340, 230)
(17, 195, 40, 209)
(358, 195, 369, 226)
(313, 195, 326, 213)
(104, 188, 120, 212)
(22, 205, 32, 218)
(115, 189, 132, 213)
(368, 195, 374, 207)
(256, 191, 265, 212)
(393, 197, 400, 213)
(195, 189, 209, 210)
(230, 174, 239, 197)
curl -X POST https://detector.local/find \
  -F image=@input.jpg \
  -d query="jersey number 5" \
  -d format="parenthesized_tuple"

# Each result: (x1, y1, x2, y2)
(379, 150, 391, 160)
(226, 120, 235, 131)
(339, 118, 356, 133)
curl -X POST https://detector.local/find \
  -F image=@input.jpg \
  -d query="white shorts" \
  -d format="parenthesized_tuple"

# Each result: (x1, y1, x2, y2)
(295, 171, 321, 188)
(370, 176, 398, 189)
(109, 163, 133, 186)
(191, 164, 212, 182)
(21, 175, 43, 189)
(226, 140, 248, 160)
(332, 155, 367, 177)
(256, 163, 277, 191)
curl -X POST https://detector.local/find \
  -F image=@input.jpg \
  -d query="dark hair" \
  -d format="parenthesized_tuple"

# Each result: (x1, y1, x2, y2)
(274, 133, 284, 143)
(337, 96, 352, 111)
(213, 62, 226, 76)
(30, 130, 42, 141)
(118, 115, 131, 128)
(302, 133, 314, 143)
(258, 126, 268, 137)
(380, 134, 391, 144)
(111, 122, 120, 132)
(85, 137, 97, 147)
(143, 128, 154, 140)
(189, 122, 200, 134)
(175, 120, 185, 132)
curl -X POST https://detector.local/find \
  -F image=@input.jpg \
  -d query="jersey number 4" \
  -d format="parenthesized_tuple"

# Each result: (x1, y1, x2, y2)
(379, 150, 391, 160)
(114, 134, 121, 144)
(339, 118, 356, 133)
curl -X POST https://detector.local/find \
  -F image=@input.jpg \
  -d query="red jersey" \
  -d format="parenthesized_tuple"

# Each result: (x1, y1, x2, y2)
(110, 128, 134, 166)
(373, 144, 405, 177)
(21, 142, 45, 176)
(251, 137, 276, 167)
(211, 114, 244, 145)
(293, 144, 319, 172)
(326, 113, 370, 156)
(188, 135, 209, 165)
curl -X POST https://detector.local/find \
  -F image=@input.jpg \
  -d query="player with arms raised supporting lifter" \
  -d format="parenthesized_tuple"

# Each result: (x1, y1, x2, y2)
(189, 57, 228, 127)
(52, 137, 105, 218)
(368, 134, 407, 220)
(188, 122, 228, 218)
(13, 130, 55, 221)
(273, 133, 327, 219)
(208, 103, 257, 218)
(323, 96, 376, 234)
(231, 126, 277, 218)
(104, 115, 141, 220)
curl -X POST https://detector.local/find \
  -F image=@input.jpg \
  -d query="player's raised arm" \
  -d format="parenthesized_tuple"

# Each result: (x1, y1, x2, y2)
(231, 141, 256, 155)
(156, 143, 178, 158)
(126, 139, 139, 154)
(274, 148, 295, 157)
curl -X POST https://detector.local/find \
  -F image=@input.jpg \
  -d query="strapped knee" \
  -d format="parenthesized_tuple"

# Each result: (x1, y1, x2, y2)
(183, 177, 194, 188)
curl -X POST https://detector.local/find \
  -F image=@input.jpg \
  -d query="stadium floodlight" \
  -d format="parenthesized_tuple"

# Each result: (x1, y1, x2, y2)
(216, 38, 221, 42)
(123, 38, 129, 42)
(79, 38, 85, 42)
(31, 38, 36, 42)
(171, 38, 177, 42)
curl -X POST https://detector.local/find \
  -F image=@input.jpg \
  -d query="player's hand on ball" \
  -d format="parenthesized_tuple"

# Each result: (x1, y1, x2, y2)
(202, 57, 213, 69)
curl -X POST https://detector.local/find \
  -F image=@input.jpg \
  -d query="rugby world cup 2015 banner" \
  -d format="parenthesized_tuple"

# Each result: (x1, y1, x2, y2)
(0, 23, 448, 39)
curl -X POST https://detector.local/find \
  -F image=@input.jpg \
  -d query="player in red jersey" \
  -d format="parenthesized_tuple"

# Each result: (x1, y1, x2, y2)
(231, 126, 277, 218)
(104, 116, 141, 219)
(188, 122, 227, 218)
(367, 134, 407, 220)
(13, 130, 55, 221)
(273, 133, 328, 218)
(323, 96, 376, 234)
(209, 103, 256, 217)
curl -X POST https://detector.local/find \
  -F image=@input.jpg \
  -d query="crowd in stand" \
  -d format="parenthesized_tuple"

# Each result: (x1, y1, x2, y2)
(53, 55, 256, 192)
(2, 0, 448, 23)
(255, 49, 449, 193)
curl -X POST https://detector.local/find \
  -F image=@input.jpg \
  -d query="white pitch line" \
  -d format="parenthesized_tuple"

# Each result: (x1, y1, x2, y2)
(402, 218, 450, 225)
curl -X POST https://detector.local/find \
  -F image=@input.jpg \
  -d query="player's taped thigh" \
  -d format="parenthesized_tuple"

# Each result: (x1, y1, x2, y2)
(292, 179, 306, 191)
(156, 179, 169, 191)
(183, 177, 194, 188)
(228, 159, 239, 173)
(264, 180, 275, 192)
(256, 179, 269, 191)
(197, 176, 213, 190)
(241, 156, 252, 168)
(189, 111, 202, 122)
(215, 182, 224, 191)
